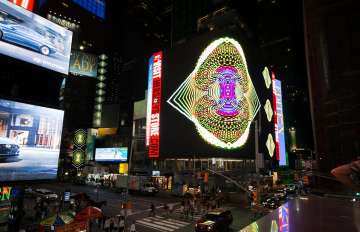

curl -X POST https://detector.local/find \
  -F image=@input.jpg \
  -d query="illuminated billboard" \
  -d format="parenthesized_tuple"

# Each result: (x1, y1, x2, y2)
(69, 51, 98, 77)
(146, 51, 162, 159)
(8, 0, 34, 11)
(95, 147, 128, 162)
(155, 31, 271, 159)
(72, 0, 105, 19)
(167, 38, 260, 149)
(0, 1, 73, 74)
(272, 74, 287, 166)
(0, 98, 64, 181)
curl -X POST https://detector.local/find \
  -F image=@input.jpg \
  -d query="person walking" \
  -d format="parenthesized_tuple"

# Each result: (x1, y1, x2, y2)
(130, 221, 136, 232)
(169, 203, 174, 215)
(118, 216, 125, 232)
(149, 202, 155, 217)
(104, 216, 111, 232)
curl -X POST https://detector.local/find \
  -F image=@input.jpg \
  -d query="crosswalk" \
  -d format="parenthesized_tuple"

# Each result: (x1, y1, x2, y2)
(173, 208, 203, 221)
(136, 215, 191, 232)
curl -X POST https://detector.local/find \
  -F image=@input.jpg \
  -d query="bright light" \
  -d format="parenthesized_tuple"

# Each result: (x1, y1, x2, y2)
(167, 37, 260, 149)
(79, 45, 84, 50)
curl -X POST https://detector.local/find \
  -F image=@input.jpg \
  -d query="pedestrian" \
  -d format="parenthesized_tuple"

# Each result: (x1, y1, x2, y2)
(130, 221, 136, 232)
(169, 203, 174, 215)
(190, 205, 194, 220)
(118, 216, 125, 232)
(163, 203, 169, 217)
(104, 216, 111, 232)
(109, 217, 114, 232)
(149, 202, 155, 217)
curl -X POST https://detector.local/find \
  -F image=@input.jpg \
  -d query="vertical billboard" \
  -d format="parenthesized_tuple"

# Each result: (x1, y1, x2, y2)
(69, 51, 98, 77)
(0, 1, 73, 74)
(8, 0, 34, 11)
(0, 98, 64, 181)
(272, 73, 287, 166)
(146, 51, 162, 159)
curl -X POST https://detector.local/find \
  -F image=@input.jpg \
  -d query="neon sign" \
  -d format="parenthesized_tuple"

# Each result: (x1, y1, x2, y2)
(147, 52, 162, 158)
(272, 72, 287, 165)
(167, 37, 260, 149)
(0, 186, 12, 201)
(8, 0, 34, 11)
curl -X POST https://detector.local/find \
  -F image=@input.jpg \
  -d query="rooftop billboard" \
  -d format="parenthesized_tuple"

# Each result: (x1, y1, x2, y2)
(0, 0, 73, 74)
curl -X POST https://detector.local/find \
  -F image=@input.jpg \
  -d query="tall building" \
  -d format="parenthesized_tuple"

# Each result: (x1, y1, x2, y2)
(304, 0, 360, 171)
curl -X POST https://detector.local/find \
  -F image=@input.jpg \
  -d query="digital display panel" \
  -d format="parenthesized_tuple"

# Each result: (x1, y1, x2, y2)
(147, 52, 162, 159)
(158, 31, 268, 158)
(8, 0, 34, 11)
(95, 147, 128, 162)
(69, 51, 98, 77)
(0, 98, 64, 182)
(0, 1, 73, 74)
(72, 0, 105, 19)
(272, 75, 287, 166)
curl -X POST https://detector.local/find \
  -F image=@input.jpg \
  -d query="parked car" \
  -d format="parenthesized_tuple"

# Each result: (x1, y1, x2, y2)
(33, 189, 58, 201)
(262, 197, 280, 209)
(0, 10, 59, 56)
(285, 184, 296, 194)
(195, 209, 233, 232)
(0, 137, 20, 161)
(274, 189, 287, 200)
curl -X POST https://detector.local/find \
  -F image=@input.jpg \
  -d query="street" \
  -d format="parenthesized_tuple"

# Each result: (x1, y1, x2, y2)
(28, 182, 254, 232)
(0, 147, 59, 181)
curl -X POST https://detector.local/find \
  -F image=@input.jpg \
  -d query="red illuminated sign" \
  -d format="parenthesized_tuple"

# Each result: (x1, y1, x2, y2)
(148, 51, 162, 159)
(8, 0, 34, 11)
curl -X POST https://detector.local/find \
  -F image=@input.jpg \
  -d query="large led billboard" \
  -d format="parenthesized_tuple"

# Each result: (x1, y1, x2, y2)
(0, 98, 64, 181)
(272, 75, 287, 166)
(151, 31, 269, 159)
(95, 147, 128, 162)
(146, 52, 162, 159)
(69, 51, 98, 77)
(0, 1, 73, 74)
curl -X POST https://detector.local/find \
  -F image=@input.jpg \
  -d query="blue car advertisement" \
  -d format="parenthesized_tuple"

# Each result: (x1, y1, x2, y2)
(95, 147, 128, 162)
(0, 0, 73, 74)
(0, 98, 64, 182)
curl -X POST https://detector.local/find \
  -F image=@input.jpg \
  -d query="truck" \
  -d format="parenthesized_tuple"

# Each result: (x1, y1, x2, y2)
(115, 175, 158, 195)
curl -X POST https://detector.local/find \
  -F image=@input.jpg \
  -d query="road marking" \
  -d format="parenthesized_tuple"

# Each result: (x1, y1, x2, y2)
(136, 215, 190, 232)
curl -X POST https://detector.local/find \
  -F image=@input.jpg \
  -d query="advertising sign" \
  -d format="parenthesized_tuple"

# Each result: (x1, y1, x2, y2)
(272, 74, 287, 166)
(119, 163, 128, 174)
(0, 98, 64, 181)
(72, 129, 86, 168)
(0, 1, 73, 74)
(95, 147, 128, 162)
(69, 51, 98, 77)
(8, 0, 34, 11)
(72, 0, 105, 19)
(147, 51, 162, 159)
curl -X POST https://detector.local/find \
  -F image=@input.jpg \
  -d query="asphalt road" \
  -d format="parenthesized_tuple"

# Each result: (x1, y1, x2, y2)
(26, 182, 254, 232)
(0, 147, 59, 181)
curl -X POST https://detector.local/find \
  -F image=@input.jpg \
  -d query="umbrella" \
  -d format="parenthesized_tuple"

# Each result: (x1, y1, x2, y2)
(40, 211, 75, 226)
(75, 206, 103, 221)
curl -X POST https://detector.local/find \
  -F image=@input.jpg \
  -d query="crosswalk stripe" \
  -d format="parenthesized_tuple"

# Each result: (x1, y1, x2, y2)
(136, 215, 191, 232)
(142, 218, 183, 229)
(136, 219, 174, 232)
(151, 216, 190, 226)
